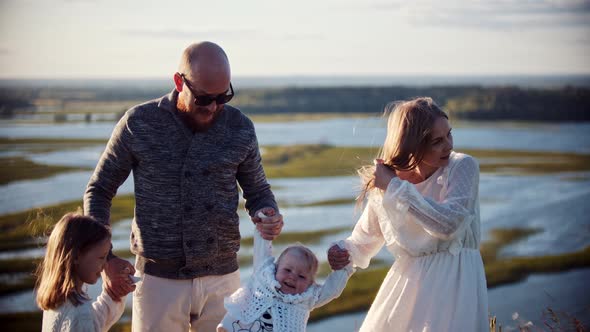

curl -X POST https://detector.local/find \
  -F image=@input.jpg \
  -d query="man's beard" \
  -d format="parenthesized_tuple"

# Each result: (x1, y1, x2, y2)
(182, 109, 220, 132)
(177, 97, 222, 132)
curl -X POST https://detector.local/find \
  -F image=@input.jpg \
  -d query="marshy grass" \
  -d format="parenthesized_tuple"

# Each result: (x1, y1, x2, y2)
(0, 224, 351, 295)
(480, 228, 542, 265)
(0, 257, 40, 274)
(0, 309, 135, 332)
(485, 246, 590, 289)
(489, 307, 588, 332)
(1, 140, 589, 329)
(0, 137, 107, 153)
(0, 194, 135, 252)
(0, 156, 90, 185)
(3, 141, 589, 188)
(0, 311, 43, 331)
(261, 145, 590, 178)
(0, 273, 36, 296)
(480, 227, 590, 289)
(262, 144, 379, 178)
(0, 137, 106, 184)
(463, 148, 590, 175)
(0, 137, 105, 184)
(1, 227, 589, 330)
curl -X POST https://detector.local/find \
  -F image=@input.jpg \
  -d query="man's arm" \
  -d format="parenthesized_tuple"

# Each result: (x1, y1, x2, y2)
(236, 133, 283, 239)
(236, 135, 278, 215)
(84, 114, 135, 224)
(84, 113, 136, 300)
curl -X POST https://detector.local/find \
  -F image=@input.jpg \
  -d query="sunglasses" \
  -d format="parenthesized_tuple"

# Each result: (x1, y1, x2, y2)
(180, 74, 234, 106)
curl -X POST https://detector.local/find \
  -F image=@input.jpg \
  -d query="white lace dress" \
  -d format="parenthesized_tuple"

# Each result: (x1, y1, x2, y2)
(219, 231, 354, 332)
(342, 152, 488, 332)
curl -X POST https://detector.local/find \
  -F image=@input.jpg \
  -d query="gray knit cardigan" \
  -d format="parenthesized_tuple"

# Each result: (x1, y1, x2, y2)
(84, 89, 278, 279)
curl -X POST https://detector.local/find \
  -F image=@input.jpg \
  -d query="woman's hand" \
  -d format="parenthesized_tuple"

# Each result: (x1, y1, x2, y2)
(374, 159, 396, 190)
(252, 207, 284, 240)
(328, 245, 350, 270)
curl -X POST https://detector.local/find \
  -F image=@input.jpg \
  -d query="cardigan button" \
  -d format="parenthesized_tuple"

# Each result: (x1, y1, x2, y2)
(205, 204, 213, 211)
(185, 240, 192, 248)
(206, 237, 215, 244)
(184, 205, 192, 213)
(184, 170, 192, 178)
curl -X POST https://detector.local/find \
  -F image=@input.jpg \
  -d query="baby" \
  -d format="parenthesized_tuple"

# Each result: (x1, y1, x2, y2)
(217, 213, 354, 332)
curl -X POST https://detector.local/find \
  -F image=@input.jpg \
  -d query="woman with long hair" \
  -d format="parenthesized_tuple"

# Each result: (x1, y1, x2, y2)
(328, 97, 488, 331)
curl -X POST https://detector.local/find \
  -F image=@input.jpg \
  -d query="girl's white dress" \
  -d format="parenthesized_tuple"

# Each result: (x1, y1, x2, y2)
(41, 290, 125, 332)
(219, 231, 354, 332)
(343, 152, 488, 332)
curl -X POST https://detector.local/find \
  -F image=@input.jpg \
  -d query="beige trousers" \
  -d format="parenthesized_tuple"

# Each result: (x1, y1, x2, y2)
(132, 270, 241, 332)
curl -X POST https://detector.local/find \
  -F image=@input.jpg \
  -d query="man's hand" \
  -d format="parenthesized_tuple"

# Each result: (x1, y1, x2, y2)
(252, 207, 283, 240)
(103, 256, 136, 301)
(374, 159, 396, 190)
(328, 244, 350, 270)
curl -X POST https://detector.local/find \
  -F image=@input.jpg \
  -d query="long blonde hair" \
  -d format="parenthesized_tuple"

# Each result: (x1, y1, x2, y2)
(35, 213, 111, 310)
(357, 97, 448, 203)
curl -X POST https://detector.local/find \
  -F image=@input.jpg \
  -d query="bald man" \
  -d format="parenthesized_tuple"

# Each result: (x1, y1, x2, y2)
(84, 41, 283, 331)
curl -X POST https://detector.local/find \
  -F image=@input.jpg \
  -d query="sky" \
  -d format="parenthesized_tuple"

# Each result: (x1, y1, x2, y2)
(0, 0, 589, 79)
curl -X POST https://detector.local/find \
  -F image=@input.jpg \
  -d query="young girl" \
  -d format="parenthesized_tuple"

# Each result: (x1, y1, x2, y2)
(328, 97, 489, 331)
(36, 212, 131, 332)
(217, 212, 354, 332)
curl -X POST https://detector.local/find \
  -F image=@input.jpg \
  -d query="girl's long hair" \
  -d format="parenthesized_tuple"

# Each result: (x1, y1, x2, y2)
(357, 97, 448, 204)
(35, 212, 111, 310)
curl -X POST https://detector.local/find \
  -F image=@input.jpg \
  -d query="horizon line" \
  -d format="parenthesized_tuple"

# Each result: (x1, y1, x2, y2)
(1, 73, 590, 81)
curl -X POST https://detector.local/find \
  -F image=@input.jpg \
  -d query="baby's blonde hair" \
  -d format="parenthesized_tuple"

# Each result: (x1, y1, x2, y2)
(35, 212, 111, 310)
(276, 244, 319, 281)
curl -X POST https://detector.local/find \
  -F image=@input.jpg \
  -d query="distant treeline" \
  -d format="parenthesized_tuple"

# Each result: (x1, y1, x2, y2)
(234, 86, 590, 121)
(1, 84, 589, 121)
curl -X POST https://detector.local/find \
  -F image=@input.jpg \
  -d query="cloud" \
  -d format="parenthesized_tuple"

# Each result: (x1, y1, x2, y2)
(121, 28, 257, 39)
(282, 33, 325, 41)
(569, 34, 590, 45)
(120, 28, 324, 41)
(368, 0, 590, 29)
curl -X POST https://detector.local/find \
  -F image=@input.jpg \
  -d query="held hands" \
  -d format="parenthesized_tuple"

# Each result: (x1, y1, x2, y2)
(251, 207, 284, 240)
(328, 244, 350, 270)
(103, 256, 136, 302)
(374, 159, 396, 191)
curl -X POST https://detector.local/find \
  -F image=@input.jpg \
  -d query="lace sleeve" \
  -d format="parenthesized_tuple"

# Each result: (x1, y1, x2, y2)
(313, 265, 354, 309)
(342, 203, 385, 269)
(253, 230, 273, 271)
(383, 155, 479, 240)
